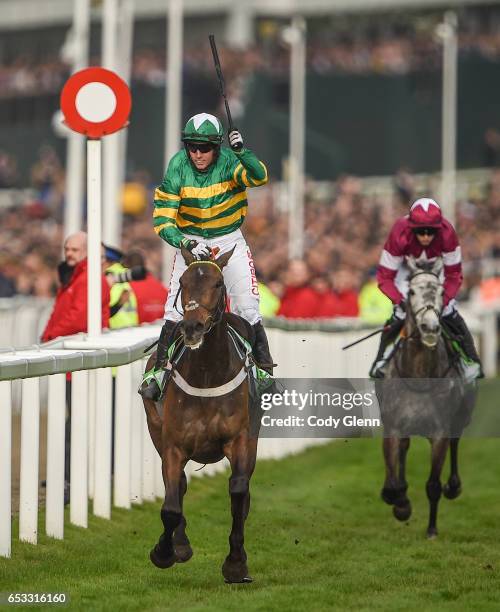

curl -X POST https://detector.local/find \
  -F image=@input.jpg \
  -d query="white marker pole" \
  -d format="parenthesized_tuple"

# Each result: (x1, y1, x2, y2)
(162, 0, 184, 286)
(87, 138, 102, 338)
(285, 16, 306, 260)
(62, 69, 129, 340)
(75, 80, 117, 338)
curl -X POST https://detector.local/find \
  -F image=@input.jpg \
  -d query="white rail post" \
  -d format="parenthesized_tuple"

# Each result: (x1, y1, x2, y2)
(114, 363, 132, 509)
(93, 368, 113, 519)
(70, 370, 89, 528)
(130, 360, 144, 504)
(439, 11, 458, 226)
(482, 310, 497, 377)
(88, 370, 96, 499)
(286, 16, 306, 260)
(102, 0, 121, 246)
(63, 0, 90, 238)
(46, 373, 66, 539)
(0, 380, 12, 557)
(87, 138, 102, 339)
(162, 0, 184, 286)
(116, 0, 135, 244)
(19, 377, 40, 544)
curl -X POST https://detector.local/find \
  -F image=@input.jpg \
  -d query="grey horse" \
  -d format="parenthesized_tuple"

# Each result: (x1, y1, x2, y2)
(376, 256, 477, 538)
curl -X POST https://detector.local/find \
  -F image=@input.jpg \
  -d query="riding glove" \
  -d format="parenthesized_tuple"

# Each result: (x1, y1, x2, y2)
(228, 130, 244, 152)
(183, 239, 212, 260)
(394, 303, 406, 320)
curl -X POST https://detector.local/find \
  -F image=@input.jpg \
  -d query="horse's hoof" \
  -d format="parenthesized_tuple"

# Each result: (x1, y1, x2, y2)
(175, 544, 193, 563)
(393, 502, 412, 522)
(427, 528, 438, 540)
(149, 545, 177, 569)
(443, 483, 462, 500)
(222, 559, 252, 584)
(224, 576, 253, 584)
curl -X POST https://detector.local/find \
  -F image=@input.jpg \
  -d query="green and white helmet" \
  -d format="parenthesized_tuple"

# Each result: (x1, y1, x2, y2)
(182, 113, 223, 145)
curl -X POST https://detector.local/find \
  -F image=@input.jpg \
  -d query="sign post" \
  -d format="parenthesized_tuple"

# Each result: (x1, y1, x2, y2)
(60, 67, 131, 338)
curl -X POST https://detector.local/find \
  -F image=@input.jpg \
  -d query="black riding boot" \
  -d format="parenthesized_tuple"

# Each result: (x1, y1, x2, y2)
(369, 315, 405, 378)
(442, 310, 484, 376)
(139, 319, 177, 400)
(251, 321, 275, 374)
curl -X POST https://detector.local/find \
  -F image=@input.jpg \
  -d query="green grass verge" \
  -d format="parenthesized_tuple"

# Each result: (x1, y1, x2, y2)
(2, 432, 500, 611)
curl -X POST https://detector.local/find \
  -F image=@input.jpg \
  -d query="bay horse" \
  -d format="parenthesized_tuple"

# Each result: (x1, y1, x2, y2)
(377, 256, 477, 538)
(141, 245, 259, 582)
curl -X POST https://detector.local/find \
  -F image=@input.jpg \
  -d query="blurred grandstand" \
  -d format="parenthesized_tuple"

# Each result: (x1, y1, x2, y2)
(0, 0, 500, 333)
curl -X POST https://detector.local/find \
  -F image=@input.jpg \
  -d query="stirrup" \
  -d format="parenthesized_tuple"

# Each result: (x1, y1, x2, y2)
(138, 367, 170, 400)
(369, 360, 386, 379)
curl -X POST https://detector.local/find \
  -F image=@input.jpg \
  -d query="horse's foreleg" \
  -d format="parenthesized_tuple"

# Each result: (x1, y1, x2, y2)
(142, 397, 162, 456)
(392, 437, 412, 521)
(173, 470, 193, 563)
(222, 435, 257, 584)
(150, 447, 185, 569)
(443, 438, 462, 500)
(398, 437, 410, 488)
(426, 438, 449, 538)
(381, 437, 402, 506)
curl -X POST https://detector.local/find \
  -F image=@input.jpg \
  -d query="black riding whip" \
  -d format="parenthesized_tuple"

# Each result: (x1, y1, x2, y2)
(209, 34, 234, 132)
(342, 326, 387, 351)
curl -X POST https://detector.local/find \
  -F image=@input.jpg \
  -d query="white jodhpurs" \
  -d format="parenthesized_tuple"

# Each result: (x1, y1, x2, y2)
(164, 229, 261, 325)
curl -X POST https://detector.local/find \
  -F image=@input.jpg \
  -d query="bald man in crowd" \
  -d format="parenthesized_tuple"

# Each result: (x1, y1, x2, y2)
(41, 231, 110, 341)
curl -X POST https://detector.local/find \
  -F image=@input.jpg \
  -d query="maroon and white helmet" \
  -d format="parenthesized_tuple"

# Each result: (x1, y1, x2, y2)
(408, 198, 443, 228)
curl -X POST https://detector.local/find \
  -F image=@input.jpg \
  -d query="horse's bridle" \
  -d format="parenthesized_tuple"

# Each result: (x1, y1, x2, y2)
(173, 260, 227, 335)
(408, 268, 443, 329)
(394, 267, 457, 388)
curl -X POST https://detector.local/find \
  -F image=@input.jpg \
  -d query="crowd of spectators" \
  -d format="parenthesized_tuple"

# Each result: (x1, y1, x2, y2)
(2, 16, 500, 99)
(1, 145, 500, 321)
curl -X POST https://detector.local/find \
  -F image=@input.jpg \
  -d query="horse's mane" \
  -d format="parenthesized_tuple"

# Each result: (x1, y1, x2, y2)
(410, 257, 443, 276)
(416, 260, 434, 272)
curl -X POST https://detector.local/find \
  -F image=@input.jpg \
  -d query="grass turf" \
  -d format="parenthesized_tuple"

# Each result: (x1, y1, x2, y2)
(1, 432, 500, 611)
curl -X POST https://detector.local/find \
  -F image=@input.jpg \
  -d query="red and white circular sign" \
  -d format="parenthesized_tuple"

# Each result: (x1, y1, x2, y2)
(60, 67, 131, 138)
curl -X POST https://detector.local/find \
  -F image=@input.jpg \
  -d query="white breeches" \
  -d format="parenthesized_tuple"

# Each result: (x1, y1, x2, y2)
(164, 229, 262, 325)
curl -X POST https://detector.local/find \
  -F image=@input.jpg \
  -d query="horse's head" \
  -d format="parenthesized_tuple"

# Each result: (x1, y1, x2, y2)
(177, 245, 235, 349)
(407, 256, 444, 348)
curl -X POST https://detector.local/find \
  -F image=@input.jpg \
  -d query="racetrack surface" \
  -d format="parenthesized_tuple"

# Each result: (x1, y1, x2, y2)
(1, 430, 500, 611)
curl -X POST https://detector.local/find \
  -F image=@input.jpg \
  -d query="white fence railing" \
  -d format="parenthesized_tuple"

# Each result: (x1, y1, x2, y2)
(1, 323, 356, 559)
(1, 303, 497, 558)
(0, 298, 497, 377)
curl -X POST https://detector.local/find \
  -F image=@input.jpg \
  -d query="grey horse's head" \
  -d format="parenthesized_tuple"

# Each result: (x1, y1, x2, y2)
(407, 256, 444, 348)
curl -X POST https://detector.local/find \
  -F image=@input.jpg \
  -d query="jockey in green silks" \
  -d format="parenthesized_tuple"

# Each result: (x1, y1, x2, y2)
(140, 113, 275, 400)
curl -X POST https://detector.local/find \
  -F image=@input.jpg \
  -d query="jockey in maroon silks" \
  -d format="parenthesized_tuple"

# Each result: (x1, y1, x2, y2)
(370, 197, 482, 378)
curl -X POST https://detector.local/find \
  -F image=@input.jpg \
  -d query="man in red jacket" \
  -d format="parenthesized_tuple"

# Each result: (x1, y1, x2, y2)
(330, 268, 359, 317)
(370, 197, 482, 378)
(122, 251, 168, 324)
(277, 260, 318, 319)
(40, 231, 110, 504)
(42, 231, 110, 341)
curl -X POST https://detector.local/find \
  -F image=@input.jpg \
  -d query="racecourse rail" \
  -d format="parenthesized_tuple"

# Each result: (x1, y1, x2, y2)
(0, 299, 497, 558)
